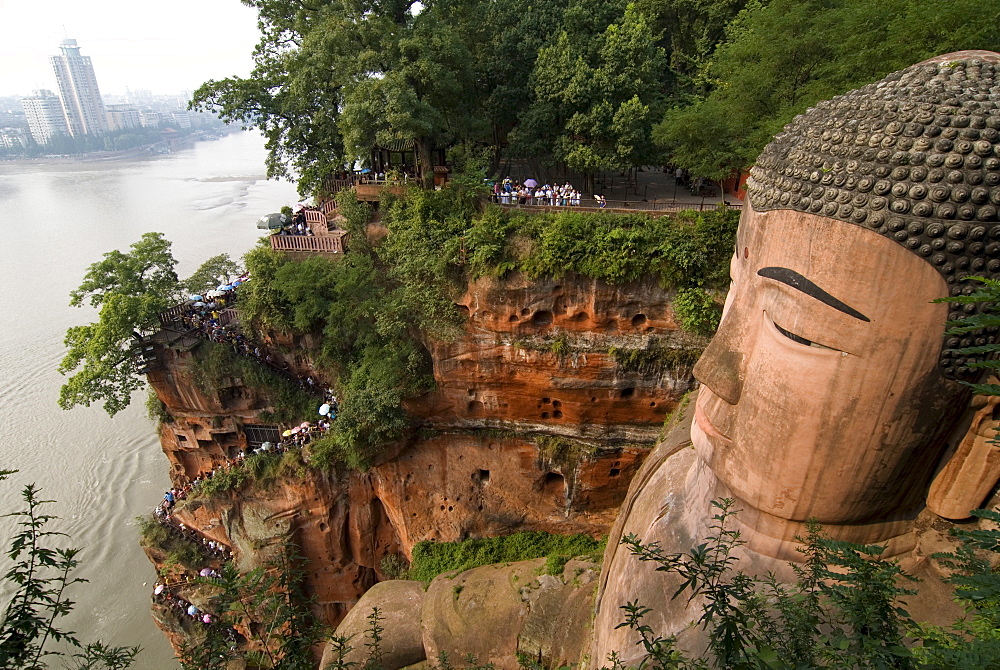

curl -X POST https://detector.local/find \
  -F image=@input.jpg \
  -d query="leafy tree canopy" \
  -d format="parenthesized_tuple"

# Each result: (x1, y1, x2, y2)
(178, 253, 242, 297)
(656, 0, 1000, 179)
(59, 233, 179, 417)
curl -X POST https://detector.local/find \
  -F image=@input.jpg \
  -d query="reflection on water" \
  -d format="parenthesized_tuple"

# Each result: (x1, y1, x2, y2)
(0, 131, 299, 666)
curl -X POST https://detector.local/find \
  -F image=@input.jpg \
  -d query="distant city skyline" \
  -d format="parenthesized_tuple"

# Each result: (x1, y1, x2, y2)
(0, 0, 264, 97)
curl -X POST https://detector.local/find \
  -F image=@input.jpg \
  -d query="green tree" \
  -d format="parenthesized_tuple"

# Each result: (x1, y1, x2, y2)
(514, 1, 667, 191)
(178, 253, 242, 297)
(654, 0, 1000, 180)
(58, 232, 179, 416)
(194, 0, 483, 192)
(633, 0, 749, 98)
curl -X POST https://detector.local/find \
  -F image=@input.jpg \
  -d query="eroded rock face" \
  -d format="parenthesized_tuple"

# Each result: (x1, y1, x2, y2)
(411, 273, 701, 443)
(167, 432, 645, 628)
(145, 272, 696, 649)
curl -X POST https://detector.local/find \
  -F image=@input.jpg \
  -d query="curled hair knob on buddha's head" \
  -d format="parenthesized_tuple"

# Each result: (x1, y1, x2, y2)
(746, 50, 1000, 380)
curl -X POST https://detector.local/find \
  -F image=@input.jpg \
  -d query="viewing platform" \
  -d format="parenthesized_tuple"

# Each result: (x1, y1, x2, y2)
(322, 174, 411, 202)
(269, 206, 348, 256)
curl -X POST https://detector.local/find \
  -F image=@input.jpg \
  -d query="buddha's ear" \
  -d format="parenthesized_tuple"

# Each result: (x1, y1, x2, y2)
(927, 378, 1000, 520)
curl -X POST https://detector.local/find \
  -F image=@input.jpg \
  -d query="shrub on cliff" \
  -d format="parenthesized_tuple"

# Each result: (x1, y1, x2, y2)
(672, 288, 722, 336)
(407, 531, 604, 582)
(189, 341, 315, 425)
(615, 500, 1000, 670)
(237, 240, 434, 469)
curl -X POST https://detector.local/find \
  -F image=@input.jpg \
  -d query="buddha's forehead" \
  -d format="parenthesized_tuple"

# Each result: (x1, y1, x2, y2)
(744, 51, 1000, 380)
(739, 207, 946, 314)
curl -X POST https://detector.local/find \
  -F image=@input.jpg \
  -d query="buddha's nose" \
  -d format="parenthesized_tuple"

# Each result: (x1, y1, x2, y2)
(692, 306, 745, 406)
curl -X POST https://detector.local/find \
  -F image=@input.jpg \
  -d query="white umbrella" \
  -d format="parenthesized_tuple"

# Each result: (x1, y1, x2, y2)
(206, 290, 225, 298)
(319, 404, 331, 416)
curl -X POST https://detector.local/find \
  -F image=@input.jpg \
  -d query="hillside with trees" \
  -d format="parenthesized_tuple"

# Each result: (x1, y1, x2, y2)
(192, 0, 999, 192)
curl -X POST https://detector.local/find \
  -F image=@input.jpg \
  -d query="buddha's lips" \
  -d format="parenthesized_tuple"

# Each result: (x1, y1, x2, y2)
(695, 399, 733, 447)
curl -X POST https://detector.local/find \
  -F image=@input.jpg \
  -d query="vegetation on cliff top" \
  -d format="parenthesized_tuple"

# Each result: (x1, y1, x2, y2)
(406, 530, 605, 583)
(192, 0, 998, 191)
(377, 179, 738, 290)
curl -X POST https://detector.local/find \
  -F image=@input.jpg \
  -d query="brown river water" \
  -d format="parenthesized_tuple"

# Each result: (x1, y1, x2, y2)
(0, 131, 299, 667)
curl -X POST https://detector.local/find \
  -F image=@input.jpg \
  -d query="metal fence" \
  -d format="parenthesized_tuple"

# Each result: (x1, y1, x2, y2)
(244, 424, 281, 449)
(497, 199, 739, 214)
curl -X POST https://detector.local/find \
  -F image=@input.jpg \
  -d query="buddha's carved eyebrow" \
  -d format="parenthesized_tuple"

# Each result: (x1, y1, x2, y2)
(757, 267, 870, 322)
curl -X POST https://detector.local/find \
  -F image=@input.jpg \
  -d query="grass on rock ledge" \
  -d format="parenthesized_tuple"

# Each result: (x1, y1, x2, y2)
(406, 531, 605, 582)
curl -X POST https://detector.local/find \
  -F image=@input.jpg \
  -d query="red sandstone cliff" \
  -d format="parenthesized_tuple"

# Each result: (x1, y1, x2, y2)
(143, 272, 702, 647)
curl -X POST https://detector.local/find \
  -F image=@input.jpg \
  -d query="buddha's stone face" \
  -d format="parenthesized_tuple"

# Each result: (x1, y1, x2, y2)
(692, 205, 968, 527)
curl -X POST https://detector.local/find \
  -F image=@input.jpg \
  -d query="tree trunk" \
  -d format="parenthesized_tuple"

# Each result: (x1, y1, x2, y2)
(415, 136, 434, 189)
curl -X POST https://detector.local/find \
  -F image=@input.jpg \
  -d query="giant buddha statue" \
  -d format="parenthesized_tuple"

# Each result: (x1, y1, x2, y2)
(331, 52, 1000, 670)
(593, 50, 1000, 662)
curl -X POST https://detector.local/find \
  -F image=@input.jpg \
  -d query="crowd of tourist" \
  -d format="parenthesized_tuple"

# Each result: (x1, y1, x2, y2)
(152, 583, 244, 646)
(153, 504, 233, 562)
(492, 178, 593, 207)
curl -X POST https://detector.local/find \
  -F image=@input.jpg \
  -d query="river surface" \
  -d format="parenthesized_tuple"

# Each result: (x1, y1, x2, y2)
(0, 131, 299, 667)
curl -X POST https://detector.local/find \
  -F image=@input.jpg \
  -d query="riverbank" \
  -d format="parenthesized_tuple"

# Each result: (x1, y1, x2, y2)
(0, 127, 237, 167)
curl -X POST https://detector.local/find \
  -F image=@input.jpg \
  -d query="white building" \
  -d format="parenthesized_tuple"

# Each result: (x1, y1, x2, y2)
(170, 111, 191, 129)
(50, 38, 108, 137)
(106, 104, 142, 131)
(0, 127, 29, 149)
(20, 89, 70, 144)
(139, 110, 162, 128)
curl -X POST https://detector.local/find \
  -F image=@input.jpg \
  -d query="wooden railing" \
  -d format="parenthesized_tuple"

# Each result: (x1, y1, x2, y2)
(304, 209, 326, 224)
(304, 209, 328, 236)
(323, 177, 358, 194)
(159, 304, 187, 327)
(270, 235, 344, 253)
(218, 309, 239, 326)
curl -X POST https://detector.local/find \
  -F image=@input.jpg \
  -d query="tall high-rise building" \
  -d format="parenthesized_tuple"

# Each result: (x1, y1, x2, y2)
(50, 39, 107, 137)
(20, 89, 70, 144)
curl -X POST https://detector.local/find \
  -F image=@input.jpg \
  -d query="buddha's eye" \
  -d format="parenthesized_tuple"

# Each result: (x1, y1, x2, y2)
(772, 318, 838, 352)
(774, 322, 812, 346)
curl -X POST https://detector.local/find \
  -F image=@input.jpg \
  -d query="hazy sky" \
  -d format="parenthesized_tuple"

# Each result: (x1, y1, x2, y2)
(0, 0, 264, 97)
